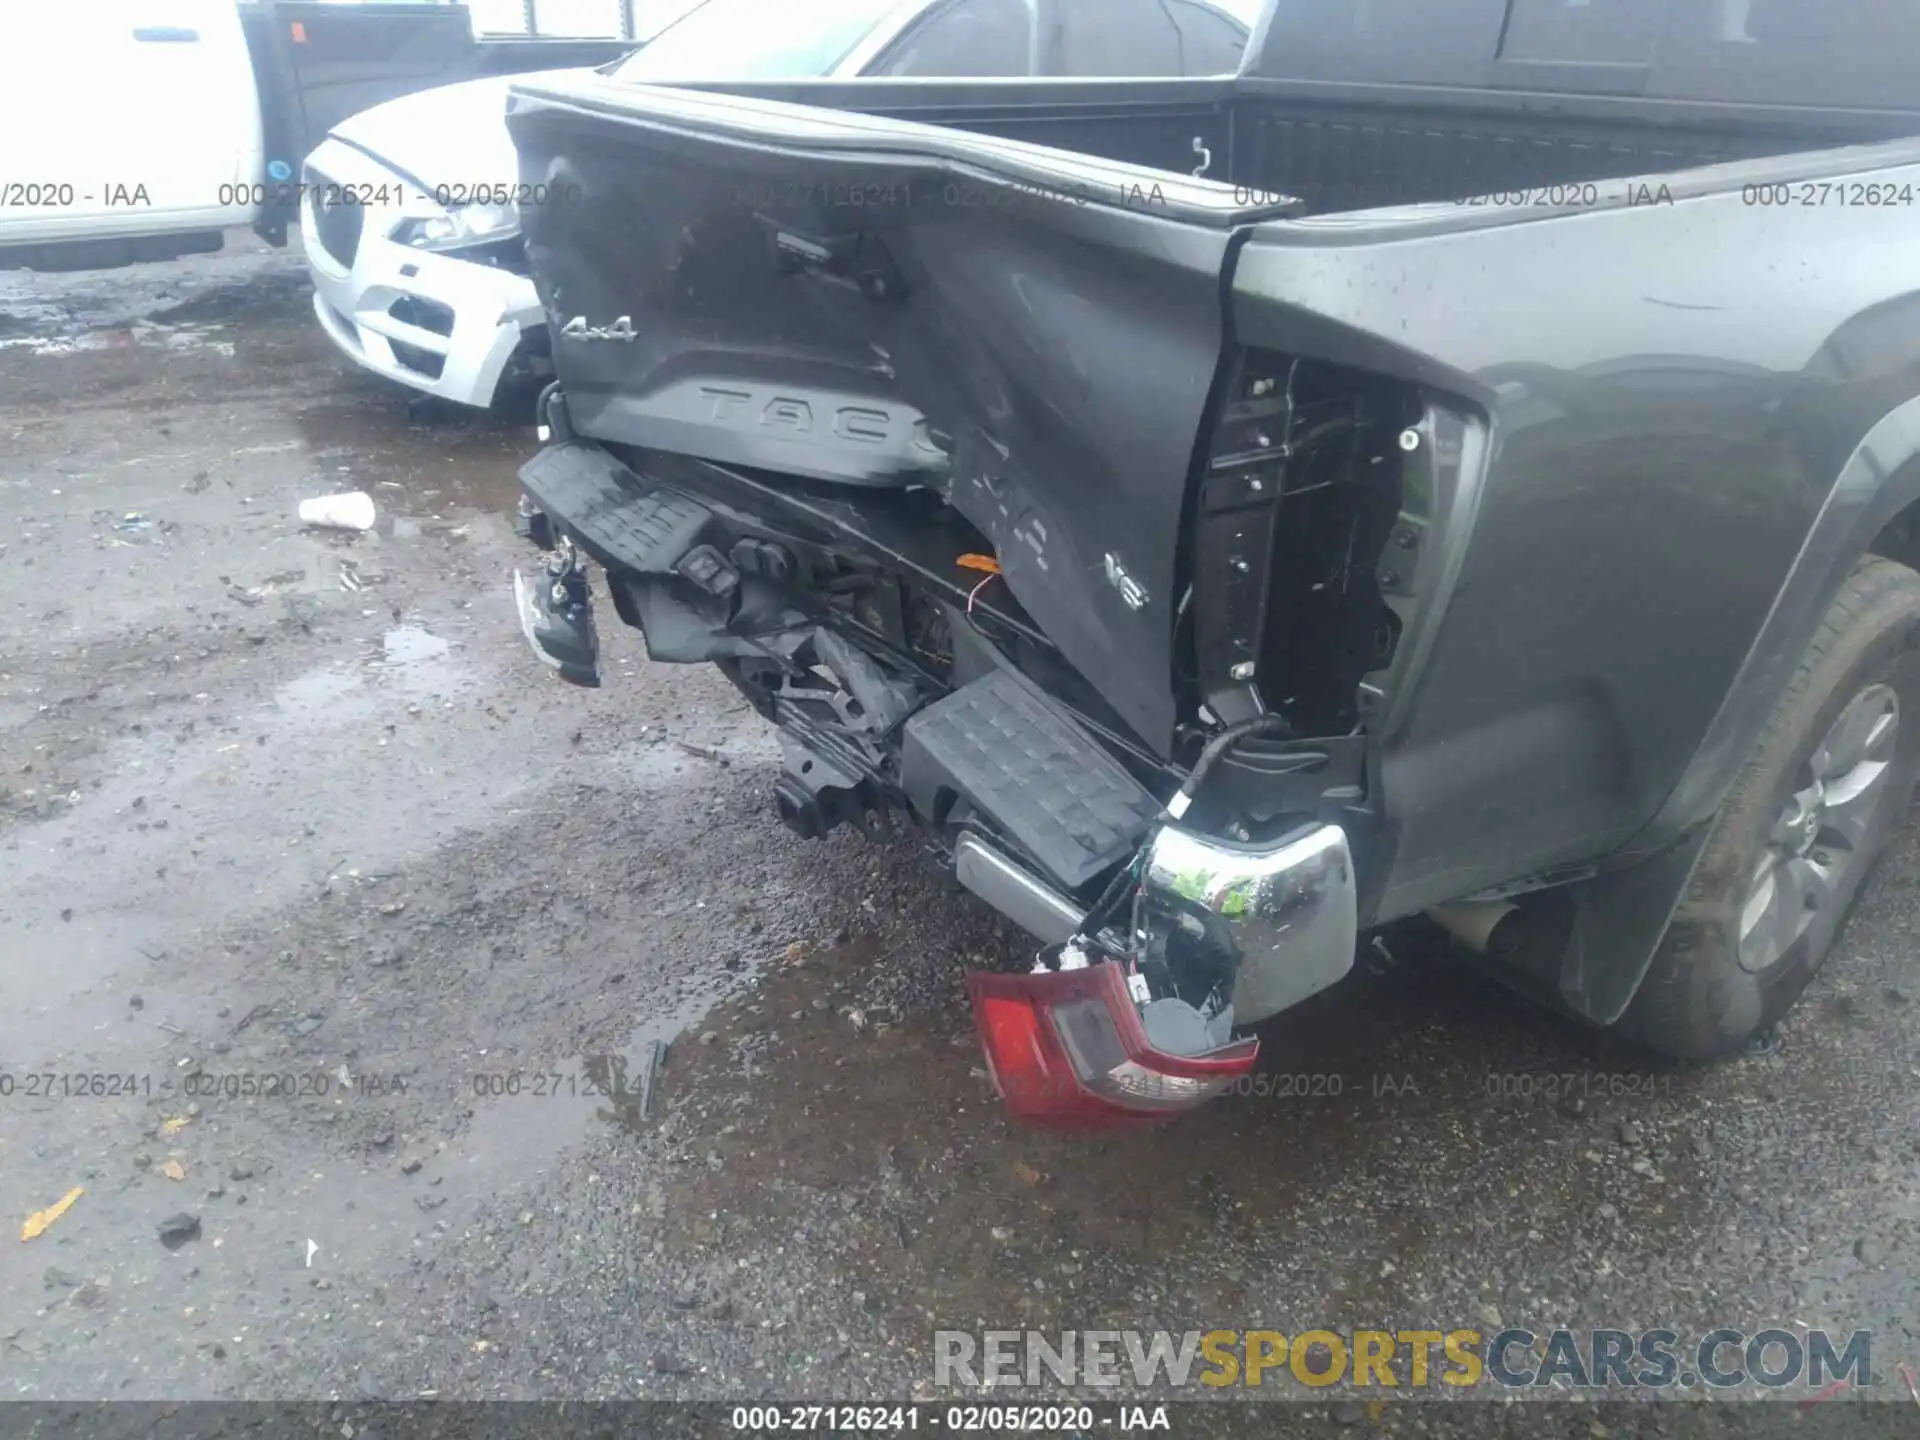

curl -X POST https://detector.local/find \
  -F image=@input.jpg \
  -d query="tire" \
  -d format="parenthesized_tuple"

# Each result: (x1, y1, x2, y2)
(1619, 556, 1920, 1059)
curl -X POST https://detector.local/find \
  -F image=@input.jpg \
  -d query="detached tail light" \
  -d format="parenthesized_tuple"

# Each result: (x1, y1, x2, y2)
(966, 963, 1257, 1131)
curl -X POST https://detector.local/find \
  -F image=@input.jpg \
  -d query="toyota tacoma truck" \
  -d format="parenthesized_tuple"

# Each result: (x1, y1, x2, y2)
(497, 0, 1920, 1127)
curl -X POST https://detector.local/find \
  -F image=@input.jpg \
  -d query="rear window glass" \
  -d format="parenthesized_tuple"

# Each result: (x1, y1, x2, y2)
(1500, 0, 1664, 66)
(610, 0, 897, 80)
(1252, 0, 1505, 84)
(1162, 0, 1254, 75)
(877, 0, 1034, 77)
(1654, 0, 1920, 108)
(1047, 0, 1248, 76)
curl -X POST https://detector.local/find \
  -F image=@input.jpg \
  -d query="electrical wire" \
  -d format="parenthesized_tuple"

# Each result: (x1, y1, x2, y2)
(1166, 713, 1292, 821)
(1080, 848, 1147, 937)
(966, 571, 997, 616)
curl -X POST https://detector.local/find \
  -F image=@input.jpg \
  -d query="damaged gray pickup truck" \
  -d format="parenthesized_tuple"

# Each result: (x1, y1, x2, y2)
(499, 0, 1920, 1127)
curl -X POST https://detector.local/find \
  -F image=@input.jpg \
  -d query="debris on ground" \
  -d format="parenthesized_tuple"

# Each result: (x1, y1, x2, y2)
(21, 1188, 83, 1241)
(640, 1038, 667, 1121)
(156, 1213, 202, 1250)
(297, 491, 376, 532)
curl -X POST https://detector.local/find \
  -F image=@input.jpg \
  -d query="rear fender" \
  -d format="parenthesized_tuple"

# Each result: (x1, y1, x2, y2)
(1636, 397, 1920, 852)
(1225, 138, 1920, 928)
(1547, 406, 1920, 1027)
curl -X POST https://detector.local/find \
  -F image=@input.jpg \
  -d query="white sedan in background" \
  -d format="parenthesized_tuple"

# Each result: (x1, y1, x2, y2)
(301, 0, 1254, 409)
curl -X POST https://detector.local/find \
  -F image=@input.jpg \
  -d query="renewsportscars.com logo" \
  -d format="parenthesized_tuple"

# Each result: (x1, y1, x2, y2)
(933, 1327, 1874, 1392)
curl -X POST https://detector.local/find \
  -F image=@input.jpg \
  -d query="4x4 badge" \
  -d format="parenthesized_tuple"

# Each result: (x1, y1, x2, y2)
(560, 314, 636, 342)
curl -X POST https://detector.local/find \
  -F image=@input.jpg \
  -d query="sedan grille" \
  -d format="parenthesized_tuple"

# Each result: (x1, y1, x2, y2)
(307, 169, 364, 269)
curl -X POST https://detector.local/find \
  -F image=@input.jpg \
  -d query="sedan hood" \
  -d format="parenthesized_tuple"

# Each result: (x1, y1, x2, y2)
(328, 69, 586, 188)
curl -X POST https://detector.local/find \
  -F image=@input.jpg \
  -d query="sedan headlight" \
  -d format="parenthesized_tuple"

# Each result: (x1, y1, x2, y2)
(390, 200, 519, 251)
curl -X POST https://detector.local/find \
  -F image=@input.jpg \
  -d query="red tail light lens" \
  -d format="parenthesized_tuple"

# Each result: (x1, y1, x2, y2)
(966, 963, 1257, 1131)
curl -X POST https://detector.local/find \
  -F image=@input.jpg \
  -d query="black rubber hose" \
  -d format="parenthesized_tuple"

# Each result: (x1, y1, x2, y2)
(1166, 713, 1293, 823)
(1079, 850, 1145, 936)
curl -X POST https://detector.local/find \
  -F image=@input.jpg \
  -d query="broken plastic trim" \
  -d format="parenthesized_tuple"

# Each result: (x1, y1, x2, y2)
(965, 962, 1257, 1131)
(512, 563, 601, 687)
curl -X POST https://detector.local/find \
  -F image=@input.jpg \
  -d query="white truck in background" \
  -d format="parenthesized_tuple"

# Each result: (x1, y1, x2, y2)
(0, 0, 266, 267)
(0, 0, 644, 272)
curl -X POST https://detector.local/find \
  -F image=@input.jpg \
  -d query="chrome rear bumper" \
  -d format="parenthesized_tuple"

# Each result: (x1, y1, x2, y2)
(954, 819, 1358, 1026)
(1138, 823, 1357, 1024)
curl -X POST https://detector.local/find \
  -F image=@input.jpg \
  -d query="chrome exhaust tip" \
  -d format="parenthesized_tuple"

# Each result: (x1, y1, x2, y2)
(1427, 900, 1529, 959)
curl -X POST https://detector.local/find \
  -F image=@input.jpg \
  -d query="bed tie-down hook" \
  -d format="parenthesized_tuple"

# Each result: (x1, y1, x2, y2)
(1191, 137, 1212, 177)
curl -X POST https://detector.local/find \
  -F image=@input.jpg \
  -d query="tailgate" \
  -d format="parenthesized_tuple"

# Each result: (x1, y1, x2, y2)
(503, 75, 1275, 752)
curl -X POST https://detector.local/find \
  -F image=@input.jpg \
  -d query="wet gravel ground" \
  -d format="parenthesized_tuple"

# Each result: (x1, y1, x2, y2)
(4, 240, 1920, 1431)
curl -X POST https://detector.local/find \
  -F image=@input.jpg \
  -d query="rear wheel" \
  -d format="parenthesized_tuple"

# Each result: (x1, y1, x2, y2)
(1619, 557, 1920, 1059)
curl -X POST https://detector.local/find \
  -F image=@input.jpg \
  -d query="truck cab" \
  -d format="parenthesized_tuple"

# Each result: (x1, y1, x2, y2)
(0, 0, 264, 268)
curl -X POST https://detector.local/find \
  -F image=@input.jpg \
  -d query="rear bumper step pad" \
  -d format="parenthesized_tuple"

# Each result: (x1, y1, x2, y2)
(518, 442, 712, 575)
(903, 671, 1161, 893)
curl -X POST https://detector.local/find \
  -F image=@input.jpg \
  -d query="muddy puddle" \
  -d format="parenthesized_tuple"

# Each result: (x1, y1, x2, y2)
(268, 626, 472, 734)
(459, 990, 727, 1177)
(0, 238, 306, 334)
(641, 926, 1740, 1343)
(0, 319, 238, 358)
(292, 395, 530, 518)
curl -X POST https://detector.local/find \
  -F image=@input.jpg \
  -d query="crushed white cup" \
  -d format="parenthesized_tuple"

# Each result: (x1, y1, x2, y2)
(298, 491, 377, 531)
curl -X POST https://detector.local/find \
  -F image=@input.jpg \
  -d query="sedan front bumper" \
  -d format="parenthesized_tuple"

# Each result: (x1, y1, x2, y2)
(300, 138, 544, 408)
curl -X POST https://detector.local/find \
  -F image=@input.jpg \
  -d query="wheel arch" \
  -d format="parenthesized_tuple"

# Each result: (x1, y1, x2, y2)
(1525, 397, 1920, 1028)
(1633, 397, 1920, 858)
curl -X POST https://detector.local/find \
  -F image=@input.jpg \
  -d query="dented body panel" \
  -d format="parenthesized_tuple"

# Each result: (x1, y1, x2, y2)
(506, 79, 1279, 750)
